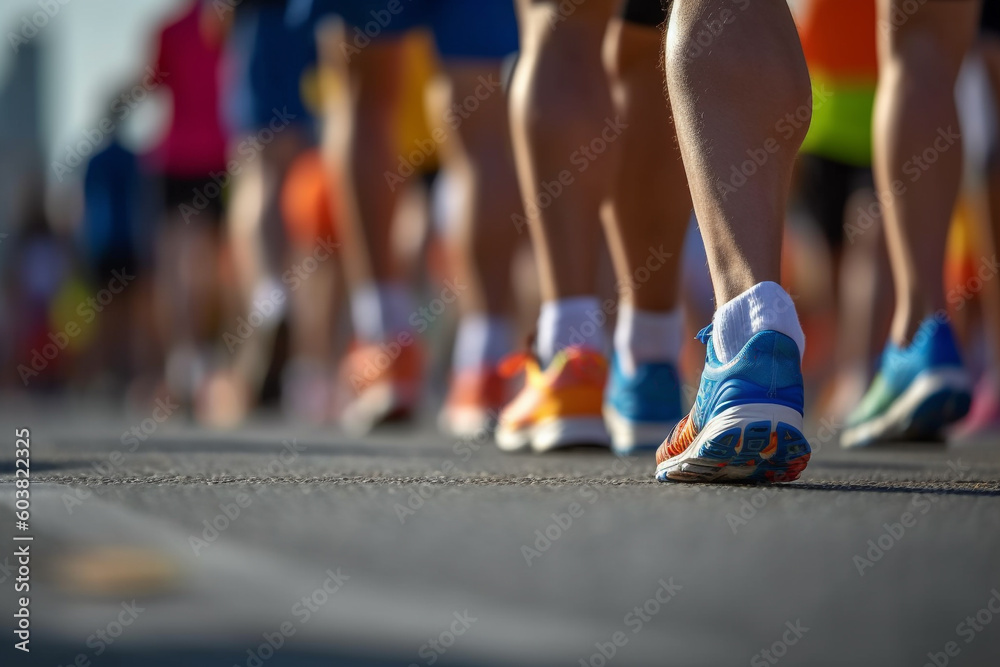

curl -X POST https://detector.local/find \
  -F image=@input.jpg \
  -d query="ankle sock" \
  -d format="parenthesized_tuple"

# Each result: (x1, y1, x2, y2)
(711, 281, 805, 363)
(253, 277, 288, 325)
(537, 297, 607, 365)
(452, 315, 513, 372)
(350, 282, 414, 342)
(613, 303, 683, 377)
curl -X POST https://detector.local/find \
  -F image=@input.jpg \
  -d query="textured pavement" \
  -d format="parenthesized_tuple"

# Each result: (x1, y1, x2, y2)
(1, 403, 999, 666)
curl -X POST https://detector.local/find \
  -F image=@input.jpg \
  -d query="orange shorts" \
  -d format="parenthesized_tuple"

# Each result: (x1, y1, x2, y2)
(281, 149, 340, 248)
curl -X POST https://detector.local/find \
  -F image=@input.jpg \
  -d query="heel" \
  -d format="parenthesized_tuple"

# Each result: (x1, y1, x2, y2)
(906, 387, 972, 441)
(604, 405, 676, 454)
(656, 405, 811, 483)
(532, 416, 610, 452)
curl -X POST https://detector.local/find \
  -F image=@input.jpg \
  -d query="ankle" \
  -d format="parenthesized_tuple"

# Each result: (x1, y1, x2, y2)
(452, 315, 514, 372)
(889, 304, 941, 347)
(613, 303, 682, 376)
(351, 282, 414, 342)
(711, 281, 805, 363)
(537, 297, 607, 364)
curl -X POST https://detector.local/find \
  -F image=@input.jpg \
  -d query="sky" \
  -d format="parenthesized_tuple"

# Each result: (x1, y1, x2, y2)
(0, 0, 182, 168)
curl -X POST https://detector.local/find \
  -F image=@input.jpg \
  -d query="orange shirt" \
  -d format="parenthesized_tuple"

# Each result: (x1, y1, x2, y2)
(797, 0, 878, 84)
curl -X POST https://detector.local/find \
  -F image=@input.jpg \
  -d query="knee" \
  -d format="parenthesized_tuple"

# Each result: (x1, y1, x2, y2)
(666, 14, 812, 131)
(512, 4, 610, 99)
(511, 38, 606, 141)
(346, 41, 407, 129)
(888, 28, 964, 87)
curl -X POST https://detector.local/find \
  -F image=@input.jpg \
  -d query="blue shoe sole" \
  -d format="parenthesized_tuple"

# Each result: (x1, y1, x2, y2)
(842, 370, 972, 448)
(656, 406, 811, 484)
(900, 387, 971, 442)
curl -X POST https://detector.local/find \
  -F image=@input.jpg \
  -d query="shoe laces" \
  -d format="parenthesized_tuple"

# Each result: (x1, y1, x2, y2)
(696, 324, 713, 345)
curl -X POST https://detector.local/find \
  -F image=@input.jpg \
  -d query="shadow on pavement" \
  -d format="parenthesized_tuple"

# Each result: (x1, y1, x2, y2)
(14, 643, 495, 667)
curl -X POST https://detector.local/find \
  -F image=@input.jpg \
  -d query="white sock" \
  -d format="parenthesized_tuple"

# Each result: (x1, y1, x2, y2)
(613, 303, 683, 376)
(253, 277, 288, 325)
(537, 297, 607, 365)
(711, 281, 805, 363)
(452, 315, 513, 371)
(350, 282, 414, 342)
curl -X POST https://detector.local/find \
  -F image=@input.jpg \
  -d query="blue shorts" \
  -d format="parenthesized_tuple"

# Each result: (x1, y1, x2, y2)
(227, 4, 315, 134)
(287, 0, 518, 60)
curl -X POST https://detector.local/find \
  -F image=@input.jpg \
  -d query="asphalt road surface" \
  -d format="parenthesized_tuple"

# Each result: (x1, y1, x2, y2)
(1, 402, 999, 666)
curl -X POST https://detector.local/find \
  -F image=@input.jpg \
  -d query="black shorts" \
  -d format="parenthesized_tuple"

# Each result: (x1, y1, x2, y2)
(163, 176, 225, 224)
(983, 0, 1000, 36)
(795, 154, 874, 254)
(622, 0, 669, 27)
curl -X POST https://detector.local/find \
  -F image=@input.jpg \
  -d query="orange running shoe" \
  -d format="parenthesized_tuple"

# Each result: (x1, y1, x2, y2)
(439, 367, 509, 439)
(340, 340, 422, 435)
(495, 347, 610, 453)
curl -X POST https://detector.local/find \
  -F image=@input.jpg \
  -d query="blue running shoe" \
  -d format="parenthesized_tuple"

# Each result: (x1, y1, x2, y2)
(841, 316, 971, 448)
(604, 356, 684, 454)
(655, 326, 811, 483)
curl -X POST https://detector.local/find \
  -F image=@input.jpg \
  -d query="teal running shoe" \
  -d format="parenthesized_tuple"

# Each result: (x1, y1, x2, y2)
(604, 356, 684, 455)
(841, 316, 971, 448)
(655, 326, 811, 483)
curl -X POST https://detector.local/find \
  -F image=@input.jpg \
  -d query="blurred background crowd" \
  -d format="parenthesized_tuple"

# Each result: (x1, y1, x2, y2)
(0, 0, 998, 439)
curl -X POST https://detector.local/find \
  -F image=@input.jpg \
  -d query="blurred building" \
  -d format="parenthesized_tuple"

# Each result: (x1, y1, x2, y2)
(0, 41, 44, 235)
